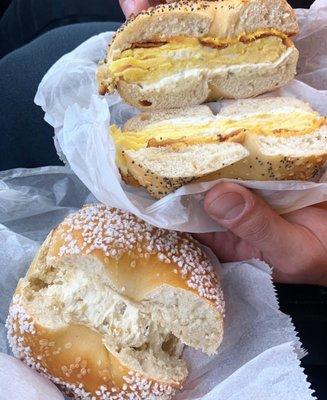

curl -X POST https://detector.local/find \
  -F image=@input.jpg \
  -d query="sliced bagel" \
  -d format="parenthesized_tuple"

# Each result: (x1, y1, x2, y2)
(97, 0, 299, 109)
(111, 105, 249, 197)
(124, 141, 249, 198)
(206, 98, 327, 181)
(110, 97, 327, 199)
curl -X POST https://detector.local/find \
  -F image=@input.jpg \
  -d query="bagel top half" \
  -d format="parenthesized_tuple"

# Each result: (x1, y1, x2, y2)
(6, 204, 224, 400)
(97, 0, 299, 109)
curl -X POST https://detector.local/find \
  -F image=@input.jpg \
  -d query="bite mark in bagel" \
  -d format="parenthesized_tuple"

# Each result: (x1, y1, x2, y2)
(7, 205, 225, 399)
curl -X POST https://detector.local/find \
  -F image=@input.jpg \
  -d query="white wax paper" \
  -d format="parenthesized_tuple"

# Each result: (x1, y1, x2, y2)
(0, 353, 64, 400)
(0, 167, 314, 399)
(34, 0, 327, 232)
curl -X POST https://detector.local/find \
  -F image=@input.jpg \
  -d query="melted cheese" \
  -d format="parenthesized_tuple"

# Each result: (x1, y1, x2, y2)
(111, 112, 325, 174)
(109, 31, 289, 85)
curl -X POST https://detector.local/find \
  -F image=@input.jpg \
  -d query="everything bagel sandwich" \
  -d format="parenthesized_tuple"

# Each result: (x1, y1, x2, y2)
(6, 204, 224, 400)
(97, 0, 299, 110)
(111, 97, 327, 198)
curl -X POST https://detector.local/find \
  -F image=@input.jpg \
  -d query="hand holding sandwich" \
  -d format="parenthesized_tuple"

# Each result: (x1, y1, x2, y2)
(195, 183, 327, 286)
(118, 0, 327, 286)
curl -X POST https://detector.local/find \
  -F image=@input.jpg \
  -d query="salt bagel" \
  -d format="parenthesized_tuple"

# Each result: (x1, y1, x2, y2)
(6, 204, 224, 400)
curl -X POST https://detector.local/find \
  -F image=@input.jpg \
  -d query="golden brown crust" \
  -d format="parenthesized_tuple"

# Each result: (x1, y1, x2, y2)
(6, 296, 179, 399)
(125, 136, 327, 198)
(44, 205, 223, 306)
(203, 152, 327, 181)
(121, 169, 141, 186)
(6, 205, 224, 399)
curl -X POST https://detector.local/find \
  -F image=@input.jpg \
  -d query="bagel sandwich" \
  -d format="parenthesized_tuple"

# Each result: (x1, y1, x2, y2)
(6, 204, 224, 400)
(97, 0, 299, 110)
(111, 97, 327, 199)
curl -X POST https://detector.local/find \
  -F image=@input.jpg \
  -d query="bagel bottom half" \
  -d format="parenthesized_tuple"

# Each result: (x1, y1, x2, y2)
(112, 97, 327, 199)
(6, 204, 224, 400)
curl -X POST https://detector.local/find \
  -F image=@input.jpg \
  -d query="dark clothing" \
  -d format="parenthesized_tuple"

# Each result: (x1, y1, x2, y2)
(0, 22, 120, 170)
(0, 0, 315, 58)
(0, 0, 124, 58)
(0, 0, 326, 398)
(278, 284, 327, 399)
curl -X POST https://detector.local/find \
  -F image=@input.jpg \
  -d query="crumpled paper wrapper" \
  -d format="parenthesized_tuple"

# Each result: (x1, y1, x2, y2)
(34, 0, 327, 232)
(0, 167, 314, 399)
(0, 353, 64, 400)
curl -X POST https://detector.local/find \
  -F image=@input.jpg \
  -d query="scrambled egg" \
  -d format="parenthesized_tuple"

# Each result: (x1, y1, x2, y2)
(109, 30, 290, 85)
(111, 112, 325, 175)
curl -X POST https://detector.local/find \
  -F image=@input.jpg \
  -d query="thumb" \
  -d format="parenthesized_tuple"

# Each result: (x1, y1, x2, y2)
(119, 0, 150, 17)
(204, 183, 302, 267)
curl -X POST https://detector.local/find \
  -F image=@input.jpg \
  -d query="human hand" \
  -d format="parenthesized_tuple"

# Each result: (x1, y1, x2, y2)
(119, 0, 163, 18)
(118, 0, 327, 286)
(194, 183, 327, 286)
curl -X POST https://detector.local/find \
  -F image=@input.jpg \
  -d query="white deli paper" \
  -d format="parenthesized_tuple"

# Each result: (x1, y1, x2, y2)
(0, 166, 314, 399)
(34, 0, 327, 232)
(0, 353, 65, 400)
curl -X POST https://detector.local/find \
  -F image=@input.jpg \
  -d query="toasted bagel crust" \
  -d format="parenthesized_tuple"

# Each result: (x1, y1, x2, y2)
(6, 205, 225, 399)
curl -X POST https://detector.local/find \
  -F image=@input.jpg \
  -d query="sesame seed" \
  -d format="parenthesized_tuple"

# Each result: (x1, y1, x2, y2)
(6, 296, 176, 399)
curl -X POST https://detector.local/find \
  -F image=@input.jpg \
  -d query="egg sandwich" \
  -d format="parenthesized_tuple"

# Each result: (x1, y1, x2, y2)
(111, 97, 327, 198)
(97, 0, 299, 110)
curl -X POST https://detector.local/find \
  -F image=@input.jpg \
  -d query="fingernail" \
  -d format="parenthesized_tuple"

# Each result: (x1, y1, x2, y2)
(207, 192, 246, 221)
(122, 0, 136, 17)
